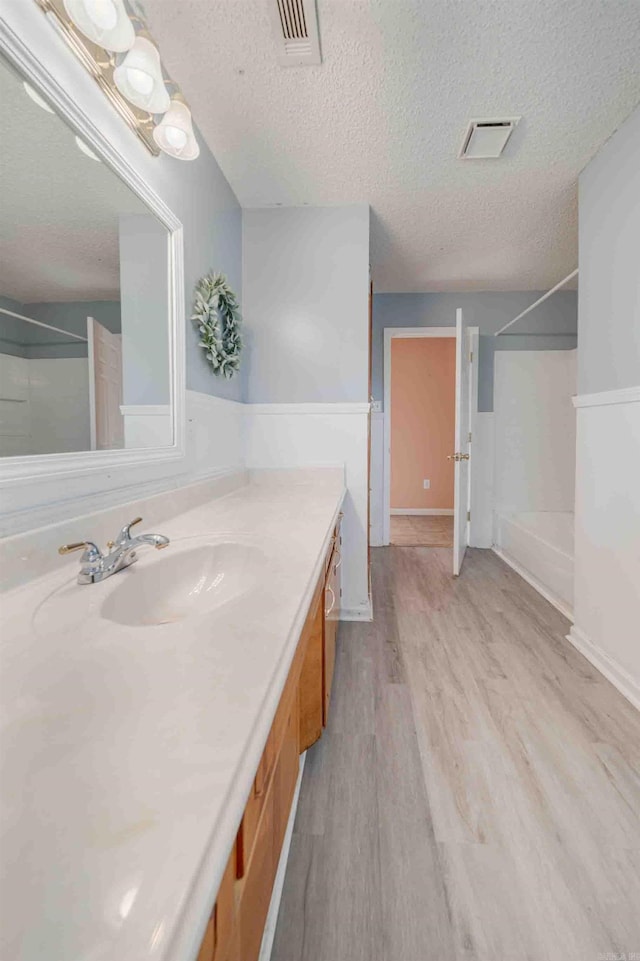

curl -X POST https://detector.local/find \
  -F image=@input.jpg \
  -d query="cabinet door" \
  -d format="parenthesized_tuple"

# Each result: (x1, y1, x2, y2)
(274, 695, 300, 856)
(239, 785, 276, 961)
(238, 699, 300, 961)
(323, 548, 339, 726)
(213, 843, 237, 961)
(197, 918, 215, 961)
(298, 575, 324, 752)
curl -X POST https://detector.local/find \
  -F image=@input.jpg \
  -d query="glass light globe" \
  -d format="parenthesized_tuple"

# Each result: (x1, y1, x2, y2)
(113, 37, 170, 113)
(63, 0, 135, 52)
(163, 126, 188, 150)
(153, 100, 200, 160)
(125, 67, 154, 97)
(86, 0, 117, 30)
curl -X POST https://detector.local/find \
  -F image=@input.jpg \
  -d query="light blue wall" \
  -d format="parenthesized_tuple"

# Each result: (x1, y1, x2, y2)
(578, 104, 640, 394)
(0, 295, 28, 357)
(1, 3, 243, 401)
(119, 215, 170, 405)
(243, 205, 370, 403)
(373, 290, 578, 412)
(0, 296, 121, 358)
(182, 159, 243, 401)
(27, 302, 120, 358)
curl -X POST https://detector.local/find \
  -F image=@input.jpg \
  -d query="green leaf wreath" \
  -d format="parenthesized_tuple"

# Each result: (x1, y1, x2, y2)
(191, 272, 242, 379)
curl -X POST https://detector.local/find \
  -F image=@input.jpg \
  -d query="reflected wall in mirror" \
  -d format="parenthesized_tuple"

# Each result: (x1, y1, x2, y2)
(0, 52, 172, 457)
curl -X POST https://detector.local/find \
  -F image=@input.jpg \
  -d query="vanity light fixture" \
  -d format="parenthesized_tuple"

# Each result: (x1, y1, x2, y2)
(153, 99, 200, 160)
(35, 0, 199, 160)
(62, 0, 135, 52)
(113, 36, 170, 113)
(23, 81, 55, 113)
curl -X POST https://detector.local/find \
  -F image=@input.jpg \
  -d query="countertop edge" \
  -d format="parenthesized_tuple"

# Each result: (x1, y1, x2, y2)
(165, 488, 345, 961)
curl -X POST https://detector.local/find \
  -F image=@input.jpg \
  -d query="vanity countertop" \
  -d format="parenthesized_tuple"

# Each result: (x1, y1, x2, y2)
(0, 475, 345, 961)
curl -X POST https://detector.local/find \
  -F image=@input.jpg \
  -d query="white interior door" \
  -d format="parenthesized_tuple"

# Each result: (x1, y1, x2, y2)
(87, 317, 124, 450)
(453, 308, 471, 575)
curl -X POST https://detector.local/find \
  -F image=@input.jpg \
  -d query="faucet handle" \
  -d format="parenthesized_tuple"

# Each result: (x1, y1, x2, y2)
(116, 516, 143, 544)
(58, 540, 102, 559)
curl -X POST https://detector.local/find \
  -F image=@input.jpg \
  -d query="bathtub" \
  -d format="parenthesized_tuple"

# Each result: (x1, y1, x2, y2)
(493, 511, 574, 619)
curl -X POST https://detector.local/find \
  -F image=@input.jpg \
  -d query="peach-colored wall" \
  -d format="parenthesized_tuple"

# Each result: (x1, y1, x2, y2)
(390, 337, 455, 509)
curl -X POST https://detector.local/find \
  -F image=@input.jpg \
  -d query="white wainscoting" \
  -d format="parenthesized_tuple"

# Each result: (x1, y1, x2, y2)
(121, 404, 172, 450)
(571, 386, 640, 711)
(244, 403, 371, 620)
(185, 390, 245, 481)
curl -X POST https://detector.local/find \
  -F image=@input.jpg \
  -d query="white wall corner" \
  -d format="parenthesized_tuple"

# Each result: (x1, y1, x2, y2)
(567, 625, 640, 713)
(340, 599, 373, 622)
(244, 404, 370, 617)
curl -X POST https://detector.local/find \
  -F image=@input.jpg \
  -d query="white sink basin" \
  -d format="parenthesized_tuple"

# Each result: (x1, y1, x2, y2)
(101, 540, 266, 627)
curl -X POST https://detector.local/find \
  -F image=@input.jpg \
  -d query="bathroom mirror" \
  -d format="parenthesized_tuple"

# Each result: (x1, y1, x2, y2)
(0, 50, 175, 457)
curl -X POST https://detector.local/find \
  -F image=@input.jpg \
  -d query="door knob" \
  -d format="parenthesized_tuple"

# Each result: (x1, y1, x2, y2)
(447, 452, 470, 462)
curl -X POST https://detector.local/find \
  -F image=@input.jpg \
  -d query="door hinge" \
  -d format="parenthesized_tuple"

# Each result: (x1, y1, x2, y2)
(467, 510, 471, 522)
(468, 431, 472, 443)
(469, 351, 473, 363)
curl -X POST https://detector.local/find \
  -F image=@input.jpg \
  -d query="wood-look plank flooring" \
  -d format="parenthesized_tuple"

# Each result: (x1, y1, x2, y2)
(272, 547, 640, 961)
(390, 514, 454, 547)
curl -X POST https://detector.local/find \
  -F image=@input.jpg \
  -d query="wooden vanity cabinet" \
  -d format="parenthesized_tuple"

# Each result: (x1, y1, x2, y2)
(197, 840, 237, 961)
(323, 542, 340, 725)
(298, 573, 325, 751)
(196, 514, 342, 961)
(299, 515, 342, 748)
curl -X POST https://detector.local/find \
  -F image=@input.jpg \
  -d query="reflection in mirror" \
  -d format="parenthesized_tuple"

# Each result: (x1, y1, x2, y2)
(0, 53, 172, 457)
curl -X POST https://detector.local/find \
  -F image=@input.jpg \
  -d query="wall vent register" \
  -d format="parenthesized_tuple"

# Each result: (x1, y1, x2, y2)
(269, 0, 322, 66)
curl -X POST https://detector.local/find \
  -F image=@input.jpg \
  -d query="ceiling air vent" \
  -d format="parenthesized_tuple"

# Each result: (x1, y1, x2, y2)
(268, 0, 322, 66)
(458, 117, 521, 159)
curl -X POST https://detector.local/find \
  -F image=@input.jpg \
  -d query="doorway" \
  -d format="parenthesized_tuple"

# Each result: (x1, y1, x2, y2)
(389, 335, 456, 547)
(382, 320, 476, 574)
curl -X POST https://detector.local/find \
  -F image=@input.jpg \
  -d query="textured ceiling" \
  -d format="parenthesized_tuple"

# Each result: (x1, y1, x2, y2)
(146, 0, 640, 292)
(0, 57, 150, 303)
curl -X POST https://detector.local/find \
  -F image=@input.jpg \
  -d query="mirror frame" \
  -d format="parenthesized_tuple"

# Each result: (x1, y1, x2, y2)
(0, 18, 186, 531)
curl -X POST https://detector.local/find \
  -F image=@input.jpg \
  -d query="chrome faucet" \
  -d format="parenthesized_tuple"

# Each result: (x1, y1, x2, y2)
(59, 517, 170, 584)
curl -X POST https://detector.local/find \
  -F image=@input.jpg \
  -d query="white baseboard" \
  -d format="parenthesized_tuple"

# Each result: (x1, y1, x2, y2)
(258, 752, 307, 961)
(566, 625, 640, 713)
(340, 597, 373, 621)
(492, 547, 574, 623)
(390, 508, 454, 516)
